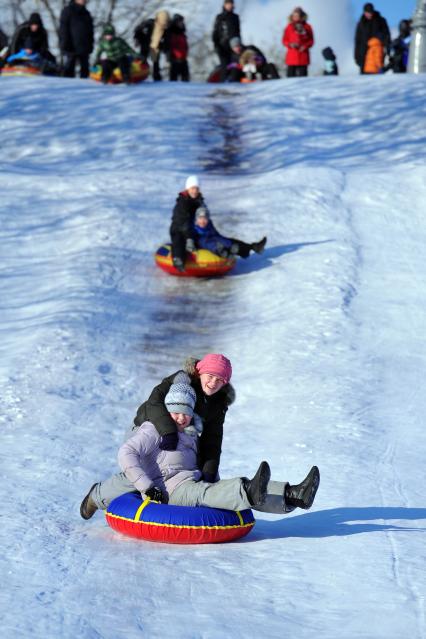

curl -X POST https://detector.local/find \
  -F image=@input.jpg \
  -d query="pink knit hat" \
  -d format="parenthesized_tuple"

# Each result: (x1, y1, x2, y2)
(196, 354, 232, 383)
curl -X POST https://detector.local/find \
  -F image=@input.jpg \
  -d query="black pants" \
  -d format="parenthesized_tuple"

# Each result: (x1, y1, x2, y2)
(170, 59, 190, 81)
(170, 230, 187, 263)
(100, 57, 131, 83)
(230, 239, 252, 258)
(63, 53, 90, 78)
(286, 65, 308, 78)
(261, 62, 280, 80)
(217, 50, 232, 82)
(226, 67, 243, 82)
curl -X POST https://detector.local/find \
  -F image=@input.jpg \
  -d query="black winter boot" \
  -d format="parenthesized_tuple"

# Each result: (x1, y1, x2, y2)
(284, 466, 320, 510)
(251, 236, 267, 254)
(172, 257, 185, 273)
(243, 461, 271, 507)
(80, 483, 99, 520)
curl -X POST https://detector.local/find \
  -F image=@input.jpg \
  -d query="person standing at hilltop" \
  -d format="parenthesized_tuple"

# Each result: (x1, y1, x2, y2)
(212, 0, 241, 81)
(354, 3, 390, 74)
(59, 0, 94, 78)
(282, 7, 314, 78)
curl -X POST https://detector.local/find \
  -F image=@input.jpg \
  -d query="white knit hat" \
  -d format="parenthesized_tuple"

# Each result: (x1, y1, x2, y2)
(185, 175, 200, 190)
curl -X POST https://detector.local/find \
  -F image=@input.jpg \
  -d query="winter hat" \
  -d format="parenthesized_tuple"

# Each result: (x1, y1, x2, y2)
(103, 24, 116, 36)
(363, 3, 374, 12)
(230, 37, 241, 49)
(195, 206, 210, 221)
(322, 47, 336, 61)
(196, 354, 232, 384)
(164, 382, 196, 416)
(185, 175, 199, 190)
(29, 13, 42, 26)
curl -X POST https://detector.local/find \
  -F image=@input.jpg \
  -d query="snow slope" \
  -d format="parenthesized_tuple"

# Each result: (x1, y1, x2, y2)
(1, 73, 426, 639)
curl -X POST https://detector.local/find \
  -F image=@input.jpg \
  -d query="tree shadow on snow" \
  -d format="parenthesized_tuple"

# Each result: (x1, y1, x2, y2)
(230, 239, 334, 276)
(248, 506, 426, 540)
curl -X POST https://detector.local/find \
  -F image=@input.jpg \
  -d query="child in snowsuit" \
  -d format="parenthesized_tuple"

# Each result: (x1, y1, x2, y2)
(193, 206, 267, 259)
(169, 175, 206, 272)
(168, 14, 189, 81)
(80, 374, 320, 518)
(363, 36, 384, 74)
(96, 24, 136, 84)
(322, 46, 338, 75)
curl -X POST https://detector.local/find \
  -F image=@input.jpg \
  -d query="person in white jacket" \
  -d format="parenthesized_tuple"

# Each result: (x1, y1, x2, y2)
(80, 374, 320, 519)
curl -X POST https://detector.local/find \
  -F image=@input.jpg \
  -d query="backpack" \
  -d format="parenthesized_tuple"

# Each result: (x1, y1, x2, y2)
(134, 19, 154, 59)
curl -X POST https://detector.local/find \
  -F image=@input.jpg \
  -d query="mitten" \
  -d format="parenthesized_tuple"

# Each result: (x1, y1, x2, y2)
(185, 238, 195, 253)
(202, 472, 217, 483)
(145, 486, 165, 502)
(159, 432, 178, 451)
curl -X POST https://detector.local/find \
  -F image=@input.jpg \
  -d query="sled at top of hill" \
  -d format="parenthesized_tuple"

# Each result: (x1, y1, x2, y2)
(1, 64, 42, 77)
(90, 58, 149, 84)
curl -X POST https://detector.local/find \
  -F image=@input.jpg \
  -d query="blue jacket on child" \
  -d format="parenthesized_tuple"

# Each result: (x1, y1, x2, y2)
(193, 220, 233, 255)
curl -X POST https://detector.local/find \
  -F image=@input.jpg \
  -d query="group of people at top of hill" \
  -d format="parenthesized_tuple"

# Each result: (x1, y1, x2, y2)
(0, 1, 414, 82)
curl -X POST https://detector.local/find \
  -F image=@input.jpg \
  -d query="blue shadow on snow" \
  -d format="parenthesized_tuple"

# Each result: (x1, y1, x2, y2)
(230, 239, 334, 275)
(248, 506, 426, 540)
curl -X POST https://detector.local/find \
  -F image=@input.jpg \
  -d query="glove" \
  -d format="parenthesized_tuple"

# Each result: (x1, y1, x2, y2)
(202, 472, 217, 483)
(216, 243, 229, 258)
(145, 486, 165, 502)
(159, 432, 178, 451)
(185, 238, 195, 253)
(100, 52, 108, 61)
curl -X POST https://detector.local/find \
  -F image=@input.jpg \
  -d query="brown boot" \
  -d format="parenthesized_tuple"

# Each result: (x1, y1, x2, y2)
(80, 483, 99, 520)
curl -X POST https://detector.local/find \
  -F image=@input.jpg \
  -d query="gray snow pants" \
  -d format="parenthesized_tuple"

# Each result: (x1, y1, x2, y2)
(170, 478, 292, 514)
(92, 473, 292, 514)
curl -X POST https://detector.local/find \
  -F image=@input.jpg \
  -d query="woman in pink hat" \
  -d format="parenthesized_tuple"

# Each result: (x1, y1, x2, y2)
(130, 354, 234, 483)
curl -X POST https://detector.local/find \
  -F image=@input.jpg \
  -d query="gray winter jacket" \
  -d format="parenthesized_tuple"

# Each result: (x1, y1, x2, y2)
(117, 420, 202, 498)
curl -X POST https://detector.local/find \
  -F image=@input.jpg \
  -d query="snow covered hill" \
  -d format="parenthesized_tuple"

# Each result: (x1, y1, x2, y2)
(1, 73, 426, 639)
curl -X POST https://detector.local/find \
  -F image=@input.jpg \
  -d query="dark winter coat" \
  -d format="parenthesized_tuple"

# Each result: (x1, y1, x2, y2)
(354, 11, 390, 69)
(193, 220, 233, 254)
(388, 35, 410, 73)
(133, 359, 235, 477)
(59, 0, 94, 56)
(10, 20, 49, 56)
(0, 27, 8, 52)
(322, 47, 338, 75)
(212, 9, 241, 54)
(170, 191, 205, 240)
(282, 20, 314, 66)
(134, 19, 155, 59)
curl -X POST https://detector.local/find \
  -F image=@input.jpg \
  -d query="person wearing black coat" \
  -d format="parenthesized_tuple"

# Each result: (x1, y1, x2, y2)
(383, 19, 411, 73)
(9, 12, 56, 64)
(354, 2, 390, 73)
(132, 356, 235, 482)
(169, 175, 206, 272)
(212, 0, 241, 81)
(59, 0, 94, 78)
